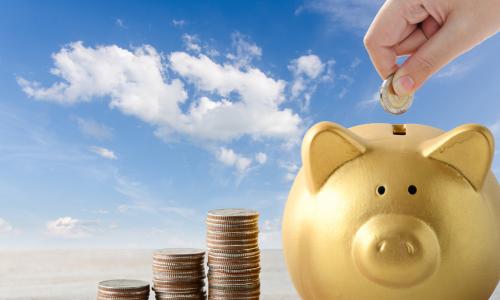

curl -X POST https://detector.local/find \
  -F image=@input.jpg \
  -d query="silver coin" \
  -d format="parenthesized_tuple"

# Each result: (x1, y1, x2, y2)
(379, 74, 414, 115)
(208, 209, 258, 218)
(98, 279, 150, 291)
(154, 248, 205, 257)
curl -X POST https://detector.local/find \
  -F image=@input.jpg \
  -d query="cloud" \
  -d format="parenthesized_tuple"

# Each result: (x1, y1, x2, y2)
(89, 146, 117, 160)
(280, 161, 299, 182)
(289, 54, 333, 109)
(491, 120, 500, 135)
(115, 18, 126, 28)
(356, 91, 379, 109)
(172, 19, 186, 28)
(0, 218, 13, 234)
(46, 217, 93, 238)
(226, 32, 262, 68)
(169, 52, 301, 141)
(182, 34, 202, 53)
(350, 57, 362, 69)
(290, 54, 325, 79)
(85, 209, 109, 215)
(75, 117, 113, 140)
(260, 218, 282, 249)
(434, 61, 474, 79)
(113, 174, 196, 219)
(255, 152, 267, 164)
(18, 41, 302, 144)
(297, 0, 383, 30)
(336, 57, 361, 99)
(216, 147, 252, 174)
(0, 103, 94, 168)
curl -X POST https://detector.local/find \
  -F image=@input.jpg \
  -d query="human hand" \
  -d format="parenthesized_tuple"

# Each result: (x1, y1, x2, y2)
(364, 0, 500, 96)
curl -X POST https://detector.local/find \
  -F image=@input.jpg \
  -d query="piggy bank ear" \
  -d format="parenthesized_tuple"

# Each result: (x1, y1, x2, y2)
(302, 122, 367, 193)
(422, 124, 494, 191)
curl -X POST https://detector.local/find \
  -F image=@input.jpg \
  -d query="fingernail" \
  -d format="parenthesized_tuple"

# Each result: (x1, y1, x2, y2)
(393, 75, 415, 96)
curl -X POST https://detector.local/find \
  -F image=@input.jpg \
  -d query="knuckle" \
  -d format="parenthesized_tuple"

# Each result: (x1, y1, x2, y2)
(401, 0, 427, 24)
(363, 33, 374, 50)
(412, 54, 436, 75)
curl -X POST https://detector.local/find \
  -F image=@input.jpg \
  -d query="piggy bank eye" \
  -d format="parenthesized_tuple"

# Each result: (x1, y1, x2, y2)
(408, 185, 417, 195)
(376, 185, 386, 196)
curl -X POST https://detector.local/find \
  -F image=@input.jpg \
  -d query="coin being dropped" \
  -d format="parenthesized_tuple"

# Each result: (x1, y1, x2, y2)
(380, 74, 414, 115)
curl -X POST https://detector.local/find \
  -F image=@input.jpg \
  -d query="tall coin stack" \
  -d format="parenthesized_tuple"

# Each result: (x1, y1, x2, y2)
(206, 209, 260, 299)
(97, 279, 150, 300)
(152, 248, 207, 300)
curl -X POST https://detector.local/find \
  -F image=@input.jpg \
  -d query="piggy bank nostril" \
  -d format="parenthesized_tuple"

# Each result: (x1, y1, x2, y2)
(376, 240, 387, 253)
(405, 241, 416, 255)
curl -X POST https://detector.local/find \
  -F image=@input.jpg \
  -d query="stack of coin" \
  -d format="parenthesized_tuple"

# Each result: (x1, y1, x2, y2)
(206, 209, 260, 299)
(97, 279, 150, 300)
(152, 248, 207, 300)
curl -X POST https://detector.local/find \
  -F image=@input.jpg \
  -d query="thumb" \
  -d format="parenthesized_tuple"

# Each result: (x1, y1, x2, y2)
(392, 18, 472, 96)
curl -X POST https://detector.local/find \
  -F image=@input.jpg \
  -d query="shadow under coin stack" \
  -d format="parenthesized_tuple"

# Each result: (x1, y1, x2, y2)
(97, 279, 150, 300)
(206, 209, 260, 299)
(152, 248, 207, 300)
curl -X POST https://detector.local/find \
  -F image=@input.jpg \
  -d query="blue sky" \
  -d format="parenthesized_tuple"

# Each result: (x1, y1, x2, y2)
(0, 0, 499, 249)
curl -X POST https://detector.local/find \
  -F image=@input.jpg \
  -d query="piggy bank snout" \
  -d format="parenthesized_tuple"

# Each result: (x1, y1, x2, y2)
(352, 215, 440, 288)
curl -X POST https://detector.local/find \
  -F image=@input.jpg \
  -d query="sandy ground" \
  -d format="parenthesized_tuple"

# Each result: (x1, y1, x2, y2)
(0, 249, 498, 300)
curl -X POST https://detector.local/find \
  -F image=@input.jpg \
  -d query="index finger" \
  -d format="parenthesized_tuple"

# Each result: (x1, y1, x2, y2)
(364, 0, 429, 78)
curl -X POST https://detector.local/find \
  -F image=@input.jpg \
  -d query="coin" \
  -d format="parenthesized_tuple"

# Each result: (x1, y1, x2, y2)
(206, 209, 261, 299)
(151, 248, 207, 300)
(208, 208, 258, 217)
(380, 74, 414, 115)
(96, 279, 150, 300)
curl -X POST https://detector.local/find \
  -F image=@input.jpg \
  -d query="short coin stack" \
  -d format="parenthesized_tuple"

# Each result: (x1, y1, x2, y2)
(152, 248, 207, 300)
(97, 279, 150, 300)
(206, 209, 260, 299)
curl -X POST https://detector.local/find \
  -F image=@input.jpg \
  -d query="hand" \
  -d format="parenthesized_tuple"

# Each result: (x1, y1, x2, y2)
(364, 0, 500, 96)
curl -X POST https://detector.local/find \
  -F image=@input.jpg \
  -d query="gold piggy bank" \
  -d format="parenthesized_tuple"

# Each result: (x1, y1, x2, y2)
(283, 122, 500, 300)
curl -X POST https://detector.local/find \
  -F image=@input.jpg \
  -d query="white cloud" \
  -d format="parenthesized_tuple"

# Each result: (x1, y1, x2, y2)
(158, 207, 196, 219)
(18, 41, 302, 144)
(289, 54, 332, 109)
(280, 161, 299, 182)
(86, 209, 109, 215)
(115, 18, 126, 28)
(298, 0, 384, 30)
(169, 52, 301, 141)
(260, 218, 282, 249)
(356, 91, 379, 109)
(172, 19, 186, 28)
(255, 152, 267, 164)
(350, 57, 362, 69)
(17, 42, 188, 126)
(182, 34, 202, 53)
(113, 174, 196, 219)
(491, 120, 500, 135)
(89, 146, 117, 160)
(0, 218, 13, 234)
(290, 54, 325, 79)
(435, 61, 474, 79)
(216, 147, 252, 174)
(46, 217, 93, 239)
(75, 117, 113, 140)
(226, 32, 262, 68)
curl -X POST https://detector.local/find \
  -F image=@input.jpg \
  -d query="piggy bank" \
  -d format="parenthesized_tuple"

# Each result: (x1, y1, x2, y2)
(283, 122, 500, 300)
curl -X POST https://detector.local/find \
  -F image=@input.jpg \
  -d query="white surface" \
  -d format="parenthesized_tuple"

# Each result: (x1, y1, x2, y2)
(0, 249, 497, 300)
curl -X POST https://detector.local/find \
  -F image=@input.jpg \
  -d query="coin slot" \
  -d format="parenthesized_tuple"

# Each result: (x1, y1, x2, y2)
(392, 124, 407, 135)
